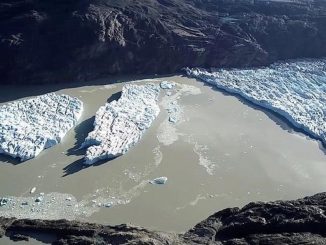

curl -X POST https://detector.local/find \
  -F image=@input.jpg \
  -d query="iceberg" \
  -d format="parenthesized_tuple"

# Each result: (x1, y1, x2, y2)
(82, 83, 160, 165)
(186, 59, 326, 146)
(160, 81, 176, 90)
(150, 177, 168, 185)
(0, 93, 83, 161)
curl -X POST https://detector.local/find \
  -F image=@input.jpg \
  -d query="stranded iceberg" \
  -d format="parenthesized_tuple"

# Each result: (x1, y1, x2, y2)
(82, 84, 160, 165)
(186, 59, 326, 146)
(0, 93, 83, 161)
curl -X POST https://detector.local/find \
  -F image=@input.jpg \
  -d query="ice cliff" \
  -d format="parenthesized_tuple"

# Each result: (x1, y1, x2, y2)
(82, 84, 160, 165)
(186, 59, 326, 145)
(0, 93, 83, 161)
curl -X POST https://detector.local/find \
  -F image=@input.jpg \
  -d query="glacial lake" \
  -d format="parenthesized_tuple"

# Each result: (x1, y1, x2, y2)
(0, 75, 325, 233)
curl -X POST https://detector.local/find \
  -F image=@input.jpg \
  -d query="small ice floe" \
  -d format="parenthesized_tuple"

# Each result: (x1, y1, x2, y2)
(104, 202, 113, 208)
(169, 116, 177, 123)
(35, 196, 43, 203)
(30, 187, 36, 194)
(0, 198, 9, 207)
(35, 193, 45, 203)
(160, 81, 176, 89)
(150, 177, 168, 185)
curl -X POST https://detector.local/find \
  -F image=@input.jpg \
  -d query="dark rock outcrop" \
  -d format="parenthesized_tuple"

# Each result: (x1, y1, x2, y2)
(2, 192, 326, 244)
(185, 192, 326, 244)
(1, 0, 326, 84)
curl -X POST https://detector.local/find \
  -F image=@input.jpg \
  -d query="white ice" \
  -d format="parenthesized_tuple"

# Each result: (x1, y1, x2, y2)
(82, 83, 160, 165)
(186, 59, 326, 145)
(0, 93, 83, 161)
(160, 81, 176, 89)
(150, 177, 168, 185)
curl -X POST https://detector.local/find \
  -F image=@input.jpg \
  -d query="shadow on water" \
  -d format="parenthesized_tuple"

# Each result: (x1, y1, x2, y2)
(66, 91, 122, 158)
(66, 116, 95, 157)
(62, 156, 117, 177)
(0, 155, 21, 165)
(185, 75, 326, 155)
(63, 91, 122, 176)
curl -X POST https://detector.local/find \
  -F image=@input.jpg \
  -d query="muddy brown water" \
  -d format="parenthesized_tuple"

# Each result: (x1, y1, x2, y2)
(0, 75, 325, 239)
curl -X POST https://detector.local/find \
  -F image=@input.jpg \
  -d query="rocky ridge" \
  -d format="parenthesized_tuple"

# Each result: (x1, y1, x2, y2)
(1, 0, 326, 84)
(2, 193, 326, 244)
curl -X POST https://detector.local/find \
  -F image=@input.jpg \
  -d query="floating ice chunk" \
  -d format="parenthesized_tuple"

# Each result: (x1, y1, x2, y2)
(169, 115, 178, 123)
(35, 196, 43, 203)
(0, 93, 83, 161)
(0, 198, 9, 207)
(160, 81, 176, 89)
(82, 84, 160, 165)
(186, 59, 326, 145)
(104, 202, 113, 208)
(166, 101, 181, 124)
(150, 177, 168, 185)
(30, 187, 36, 194)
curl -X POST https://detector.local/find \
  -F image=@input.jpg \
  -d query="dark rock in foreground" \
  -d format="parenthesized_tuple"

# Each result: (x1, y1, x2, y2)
(1, 193, 326, 244)
(1, 0, 326, 84)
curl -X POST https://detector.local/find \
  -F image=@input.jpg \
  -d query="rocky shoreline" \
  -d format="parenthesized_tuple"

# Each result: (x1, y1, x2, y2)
(2, 192, 326, 244)
(1, 0, 326, 84)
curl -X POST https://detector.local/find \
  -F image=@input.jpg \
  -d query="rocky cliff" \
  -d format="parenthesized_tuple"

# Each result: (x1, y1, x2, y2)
(2, 192, 326, 244)
(1, 0, 326, 84)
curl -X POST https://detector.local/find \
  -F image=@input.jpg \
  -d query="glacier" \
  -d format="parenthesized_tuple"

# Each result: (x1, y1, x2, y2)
(186, 59, 326, 146)
(82, 83, 160, 165)
(0, 93, 83, 161)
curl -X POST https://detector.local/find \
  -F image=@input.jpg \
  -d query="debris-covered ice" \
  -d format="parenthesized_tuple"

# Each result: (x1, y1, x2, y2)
(0, 93, 83, 161)
(82, 84, 160, 165)
(186, 59, 326, 145)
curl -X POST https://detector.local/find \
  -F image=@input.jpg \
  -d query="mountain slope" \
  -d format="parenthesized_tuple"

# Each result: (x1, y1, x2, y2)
(1, 0, 326, 84)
